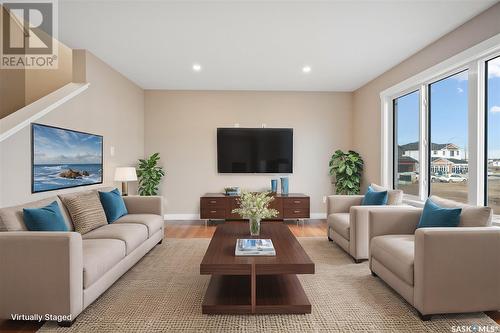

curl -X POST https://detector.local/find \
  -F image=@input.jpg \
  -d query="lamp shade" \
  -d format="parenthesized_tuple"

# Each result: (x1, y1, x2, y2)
(114, 167, 137, 182)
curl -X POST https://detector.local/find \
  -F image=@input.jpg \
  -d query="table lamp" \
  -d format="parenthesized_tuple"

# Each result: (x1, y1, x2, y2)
(114, 167, 137, 196)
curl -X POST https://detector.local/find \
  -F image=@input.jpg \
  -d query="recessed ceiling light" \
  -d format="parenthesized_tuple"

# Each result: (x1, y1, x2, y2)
(192, 63, 202, 72)
(302, 66, 311, 73)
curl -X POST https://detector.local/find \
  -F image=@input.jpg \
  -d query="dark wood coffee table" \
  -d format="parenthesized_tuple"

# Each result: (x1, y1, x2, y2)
(200, 222, 315, 314)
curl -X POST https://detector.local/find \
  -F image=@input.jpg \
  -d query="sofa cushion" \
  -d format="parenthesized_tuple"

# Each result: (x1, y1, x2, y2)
(0, 197, 73, 231)
(98, 188, 128, 223)
(371, 183, 403, 205)
(62, 191, 108, 234)
(82, 223, 148, 255)
(82, 239, 126, 288)
(371, 235, 415, 285)
(429, 195, 492, 227)
(23, 201, 69, 231)
(114, 214, 163, 237)
(328, 213, 350, 240)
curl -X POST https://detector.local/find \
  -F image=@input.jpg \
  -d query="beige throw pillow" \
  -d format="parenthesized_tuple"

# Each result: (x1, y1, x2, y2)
(370, 183, 403, 206)
(62, 191, 107, 234)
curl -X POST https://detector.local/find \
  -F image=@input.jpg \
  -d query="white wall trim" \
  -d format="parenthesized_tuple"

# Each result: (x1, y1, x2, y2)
(0, 82, 90, 143)
(164, 214, 199, 220)
(164, 213, 327, 220)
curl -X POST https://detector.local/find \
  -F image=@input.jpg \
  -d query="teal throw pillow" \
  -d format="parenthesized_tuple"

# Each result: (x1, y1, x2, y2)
(417, 198, 461, 228)
(362, 186, 388, 205)
(98, 188, 128, 223)
(23, 201, 69, 231)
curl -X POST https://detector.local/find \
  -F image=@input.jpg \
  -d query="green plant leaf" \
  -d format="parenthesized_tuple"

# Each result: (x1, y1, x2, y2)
(137, 153, 165, 196)
(329, 149, 364, 195)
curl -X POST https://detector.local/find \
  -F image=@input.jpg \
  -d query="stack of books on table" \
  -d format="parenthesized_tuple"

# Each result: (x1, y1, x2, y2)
(235, 239, 276, 256)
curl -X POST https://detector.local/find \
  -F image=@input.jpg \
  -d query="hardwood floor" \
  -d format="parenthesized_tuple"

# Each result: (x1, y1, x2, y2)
(166, 219, 327, 238)
(1, 219, 498, 332)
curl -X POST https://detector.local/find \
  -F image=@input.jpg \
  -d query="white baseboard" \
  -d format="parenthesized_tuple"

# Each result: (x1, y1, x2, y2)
(164, 213, 327, 220)
(164, 214, 199, 220)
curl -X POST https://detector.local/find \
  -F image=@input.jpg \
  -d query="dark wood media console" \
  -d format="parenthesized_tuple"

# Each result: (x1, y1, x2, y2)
(200, 193, 310, 220)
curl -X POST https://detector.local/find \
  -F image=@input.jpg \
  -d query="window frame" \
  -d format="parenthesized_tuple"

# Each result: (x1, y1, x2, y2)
(380, 33, 500, 217)
(392, 89, 421, 199)
(485, 55, 500, 215)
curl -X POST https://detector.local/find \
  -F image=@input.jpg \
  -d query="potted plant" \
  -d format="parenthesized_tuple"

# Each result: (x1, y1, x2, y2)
(137, 153, 165, 196)
(329, 150, 364, 195)
(232, 192, 278, 236)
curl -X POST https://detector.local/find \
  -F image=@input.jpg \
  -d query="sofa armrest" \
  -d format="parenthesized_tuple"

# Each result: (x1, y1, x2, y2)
(327, 195, 364, 214)
(414, 227, 500, 315)
(368, 207, 421, 241)
(0, 232, 83, 320)
(123, 195, 163, 216)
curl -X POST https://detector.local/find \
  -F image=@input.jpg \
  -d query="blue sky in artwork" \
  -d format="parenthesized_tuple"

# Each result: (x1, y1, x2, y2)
(33, 125, 102, 165)
(396, 57, 500, 159)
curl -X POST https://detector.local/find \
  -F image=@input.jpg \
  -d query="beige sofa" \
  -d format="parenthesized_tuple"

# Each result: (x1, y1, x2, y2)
(0, 188, 164, 326)
(368, 196, 500, 320)
(327, 184, 403, 263)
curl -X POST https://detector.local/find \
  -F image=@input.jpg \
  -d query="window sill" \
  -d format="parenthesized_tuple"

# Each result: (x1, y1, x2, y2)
(402, 197, 425, 208)
(492, 216, 500, 227)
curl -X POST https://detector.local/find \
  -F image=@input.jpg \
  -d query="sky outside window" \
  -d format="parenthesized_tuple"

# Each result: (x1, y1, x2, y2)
(487, 56, 500, 215)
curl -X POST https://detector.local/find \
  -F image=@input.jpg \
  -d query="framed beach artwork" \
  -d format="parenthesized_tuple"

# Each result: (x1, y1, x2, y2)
(31, 123, 103, 193)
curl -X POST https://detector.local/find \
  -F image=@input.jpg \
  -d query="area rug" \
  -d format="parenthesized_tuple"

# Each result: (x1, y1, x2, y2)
(39, 238, 498, 332)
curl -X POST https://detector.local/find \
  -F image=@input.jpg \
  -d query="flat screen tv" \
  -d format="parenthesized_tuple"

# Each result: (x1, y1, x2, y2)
(217, 128, 293, 173)
(31, 123, 103, 193)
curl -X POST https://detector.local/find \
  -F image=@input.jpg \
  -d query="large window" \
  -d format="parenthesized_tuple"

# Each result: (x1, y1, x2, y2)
(429, 71, 469, 203)
(394, 91, 420, 196)
(487, 56, 500, 215)
(383, 35, 500, 220)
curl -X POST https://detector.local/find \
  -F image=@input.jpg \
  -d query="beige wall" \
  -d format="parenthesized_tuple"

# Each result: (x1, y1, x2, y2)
(0, 51, 144, 207)
(145, 91, 352, 216)
(24, 41, 74, 106)
(352, 3, 500, 189)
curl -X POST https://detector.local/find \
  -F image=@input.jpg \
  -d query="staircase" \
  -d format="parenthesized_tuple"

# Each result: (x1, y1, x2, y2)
(0, 5, 89, 142)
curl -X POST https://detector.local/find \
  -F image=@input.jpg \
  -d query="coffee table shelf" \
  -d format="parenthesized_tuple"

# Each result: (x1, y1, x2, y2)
(202, 274, 311, 314)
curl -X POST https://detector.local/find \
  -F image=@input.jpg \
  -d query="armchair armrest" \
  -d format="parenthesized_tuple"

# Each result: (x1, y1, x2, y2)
(327, 195, 364, 214)
(0, 232, 83, 320)
(414, 227, 500, 315)
(368, 207, 421, 241)
(349, 205, 405, 259)
(123, 195, 163, 215)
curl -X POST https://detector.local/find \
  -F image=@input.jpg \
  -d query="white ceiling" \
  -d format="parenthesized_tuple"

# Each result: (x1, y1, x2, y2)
(59, 1, 496, 91)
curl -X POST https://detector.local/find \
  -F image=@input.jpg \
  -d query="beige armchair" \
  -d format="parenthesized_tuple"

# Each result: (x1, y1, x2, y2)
(368, 196, 500, 320)
(326, 184, 403, 263)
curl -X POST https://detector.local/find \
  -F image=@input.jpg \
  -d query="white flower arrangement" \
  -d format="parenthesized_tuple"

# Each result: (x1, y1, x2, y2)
(232, 191, 279, 220)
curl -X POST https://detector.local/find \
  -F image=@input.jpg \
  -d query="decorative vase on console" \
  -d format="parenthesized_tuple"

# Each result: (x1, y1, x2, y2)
(280, 177, 289, 195)
(271, 179, 278, 193)
(232, 192, 279, 236)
